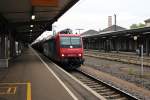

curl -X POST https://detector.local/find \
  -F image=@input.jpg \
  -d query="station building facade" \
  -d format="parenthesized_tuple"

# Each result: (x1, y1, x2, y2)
(81, 25, 150, 56)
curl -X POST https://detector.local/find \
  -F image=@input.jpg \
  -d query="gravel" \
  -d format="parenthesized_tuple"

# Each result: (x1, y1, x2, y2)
(84, 56, 150, 90)
(80, 66, 150, 100)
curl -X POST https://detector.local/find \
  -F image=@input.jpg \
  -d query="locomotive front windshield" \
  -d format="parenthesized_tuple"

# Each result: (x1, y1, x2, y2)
(60, 37, 81, 48)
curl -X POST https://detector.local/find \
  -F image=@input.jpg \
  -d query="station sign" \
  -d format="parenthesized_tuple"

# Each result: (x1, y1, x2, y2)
(32, 0, 58, 6)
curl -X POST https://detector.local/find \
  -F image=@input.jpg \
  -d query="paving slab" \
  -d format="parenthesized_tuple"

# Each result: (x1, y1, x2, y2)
(0, 48, 75, 100)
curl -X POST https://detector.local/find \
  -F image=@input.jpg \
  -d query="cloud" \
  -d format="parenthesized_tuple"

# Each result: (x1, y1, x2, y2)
(53, 0, 150, 31)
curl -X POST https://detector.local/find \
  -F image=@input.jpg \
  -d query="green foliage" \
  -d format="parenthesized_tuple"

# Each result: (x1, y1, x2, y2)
(138, 23, 146, 28)
(130, 24, 138, 29)
(130, 23, 146, 29)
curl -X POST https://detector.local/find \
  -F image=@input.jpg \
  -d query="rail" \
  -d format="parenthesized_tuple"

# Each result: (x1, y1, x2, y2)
(70, 69, 139, 100)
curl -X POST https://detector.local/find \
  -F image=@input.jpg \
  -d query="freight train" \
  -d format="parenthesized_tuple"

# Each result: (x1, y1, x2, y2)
(33, 29, 84, 69)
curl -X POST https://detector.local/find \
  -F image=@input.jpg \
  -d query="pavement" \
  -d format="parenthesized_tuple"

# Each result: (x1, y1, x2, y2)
(0, 48, 76, 100)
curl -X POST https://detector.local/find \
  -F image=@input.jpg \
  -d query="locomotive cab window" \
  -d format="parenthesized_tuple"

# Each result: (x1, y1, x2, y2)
(71, 37, 81, 45)
(60, 37, 71, 45)
(60, 37, 81, 48)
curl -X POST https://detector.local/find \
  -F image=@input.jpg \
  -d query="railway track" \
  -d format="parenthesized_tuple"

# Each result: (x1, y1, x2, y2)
(70, 69, 139, 100)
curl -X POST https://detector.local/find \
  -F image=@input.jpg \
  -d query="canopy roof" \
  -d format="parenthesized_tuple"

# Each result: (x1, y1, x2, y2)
(0, 0, 79, 43)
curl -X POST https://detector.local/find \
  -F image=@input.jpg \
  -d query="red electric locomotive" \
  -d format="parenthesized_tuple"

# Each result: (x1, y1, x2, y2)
(43, 29, 84, 68)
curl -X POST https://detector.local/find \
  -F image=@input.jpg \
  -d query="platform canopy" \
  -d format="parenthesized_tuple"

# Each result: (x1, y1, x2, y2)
(0, 0, 79, 43)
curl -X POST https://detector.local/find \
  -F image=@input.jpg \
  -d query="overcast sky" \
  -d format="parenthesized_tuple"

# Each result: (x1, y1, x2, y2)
(53, 0, 150, 33)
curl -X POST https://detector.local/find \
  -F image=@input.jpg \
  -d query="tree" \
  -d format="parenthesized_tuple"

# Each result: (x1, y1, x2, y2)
(138, 23, 146, 28)
(130, 24, 138, 29)
(130, 23, 146, 29)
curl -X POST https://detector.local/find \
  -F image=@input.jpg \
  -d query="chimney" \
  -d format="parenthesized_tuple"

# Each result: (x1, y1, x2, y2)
(108, 16, 112, 27)
(114, 14, 117, 31)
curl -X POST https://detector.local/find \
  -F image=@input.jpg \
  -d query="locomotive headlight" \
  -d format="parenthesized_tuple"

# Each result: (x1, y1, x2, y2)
(62, 54, 64, 57)
(78, 54, 82, 56)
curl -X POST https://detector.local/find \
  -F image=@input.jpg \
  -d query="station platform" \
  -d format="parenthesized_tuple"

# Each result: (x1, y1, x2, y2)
(0, 47, 76, 100)
(85, 49, 150, 67)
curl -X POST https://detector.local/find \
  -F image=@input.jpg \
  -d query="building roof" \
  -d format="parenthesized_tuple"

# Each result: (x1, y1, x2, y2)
(145, 18, 150, 23)
(82, 27, 150, 39)
(100, 25, 126, 33)
(81, 30, 99, 37)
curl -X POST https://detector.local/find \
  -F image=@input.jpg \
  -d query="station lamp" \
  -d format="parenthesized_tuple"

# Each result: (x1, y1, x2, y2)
(133, 36, 138, 40)
(30, 30, 33, 32)
(31, 15, 35, 20)
(30, 25, 34, 28)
